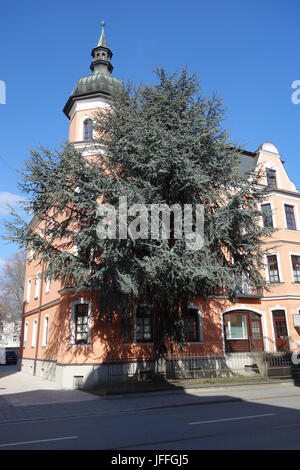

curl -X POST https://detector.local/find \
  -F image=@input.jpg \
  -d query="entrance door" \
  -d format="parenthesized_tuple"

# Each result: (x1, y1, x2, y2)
(249, 313, 264, 352)
(272, 310, 289, 351)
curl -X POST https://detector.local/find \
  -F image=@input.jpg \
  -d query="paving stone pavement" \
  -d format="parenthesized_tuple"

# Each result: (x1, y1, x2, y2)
(0, 366, 244, 424)
(0, 366, 299, 425)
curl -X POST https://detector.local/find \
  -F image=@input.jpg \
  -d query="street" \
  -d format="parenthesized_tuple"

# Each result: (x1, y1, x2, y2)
(1, 394, 300, 450)
(1, 368, 300, 450)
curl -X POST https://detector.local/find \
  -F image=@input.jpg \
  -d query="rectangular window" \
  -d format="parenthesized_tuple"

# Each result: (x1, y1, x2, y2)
(225, 314, 248, 340)
(23, 322, 28, 348)
(75, 304, 89, 345)
(42, 316, 49, 347)
(31, 320, 37, 348)
(26, 279, 32, 303)
(135, 306, 153, 343)
(284, 204, 296, 230)
(45, 277, 51, 294)
(291, 255, 300, 283)
(267, 255, 280, 283)
(261, 203, 273, 228)
(34, 273, 40, 299)
(266, 169, 277, 188)
(184, 308, 202, 342)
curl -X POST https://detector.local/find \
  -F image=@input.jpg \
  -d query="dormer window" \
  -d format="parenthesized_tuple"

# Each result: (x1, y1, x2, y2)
(83, 119, 93, 141)
(266, 168, 277, 188)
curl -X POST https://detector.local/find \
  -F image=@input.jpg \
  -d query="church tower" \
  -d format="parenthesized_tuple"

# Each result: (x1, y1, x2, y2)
(63, 22, 122, 146)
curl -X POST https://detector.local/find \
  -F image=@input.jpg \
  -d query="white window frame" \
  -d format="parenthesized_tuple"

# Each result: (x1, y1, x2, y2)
(70, 298, 92, 346)
(42, 315, 49, 348)
(259, 200, 276, 229)
(264, 252, 283, 284)
(224, 312, 248, 340)
(26, 278, 32, 304)
(34, 272, 41, 299)
(289, 252, 300, 283)
(282, 201, 299, 231)
(45, 277, 51, 294)
(23, 321, 28, 348)
(184, 305, 204, 344)
(133, 304, 154, 345)
(31, 319, 38, 348)
(264, 161, 281, 189)
(81, 116, 95, 142)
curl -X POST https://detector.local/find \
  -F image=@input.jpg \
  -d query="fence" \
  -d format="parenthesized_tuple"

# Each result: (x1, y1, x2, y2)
(104, 350, 300, 384)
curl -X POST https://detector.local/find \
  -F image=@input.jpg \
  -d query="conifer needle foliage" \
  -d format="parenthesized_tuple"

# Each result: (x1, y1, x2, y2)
(6, 68, 271, 356)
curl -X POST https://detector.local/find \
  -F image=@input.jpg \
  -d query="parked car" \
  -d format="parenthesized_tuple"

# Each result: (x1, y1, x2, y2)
(5, 350, 17, 365)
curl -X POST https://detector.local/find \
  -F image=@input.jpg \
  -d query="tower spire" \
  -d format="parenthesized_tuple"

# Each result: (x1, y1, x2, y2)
(97, 21, 108, 48)
(90, 21, 113, 75)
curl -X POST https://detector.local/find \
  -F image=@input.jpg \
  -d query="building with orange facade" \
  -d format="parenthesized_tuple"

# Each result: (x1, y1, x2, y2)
(20, 25, 300, 389)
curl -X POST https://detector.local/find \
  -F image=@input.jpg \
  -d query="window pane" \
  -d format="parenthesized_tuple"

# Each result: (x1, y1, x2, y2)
(136, 306, 153, 343)
(266, 169, 277, 188)
(225, 314, 248, 339)
(84, 120, 93, 141)
(184, 308, 200, 342)
(285, 205, 296, 230)
(261, 204, 273, 228)
(292, 255, 300, 283)
(267, 255, 280, 283)
(75, 304, 89, 344)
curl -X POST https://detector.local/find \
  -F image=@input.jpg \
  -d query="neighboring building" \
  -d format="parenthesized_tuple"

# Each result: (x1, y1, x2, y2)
(0, 320, 21, 349)
(20, 25, 300, 389)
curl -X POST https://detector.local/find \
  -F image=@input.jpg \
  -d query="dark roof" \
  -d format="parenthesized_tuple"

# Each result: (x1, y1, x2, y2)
(238, 149, 259, 174)
(63, 72, 123, 117)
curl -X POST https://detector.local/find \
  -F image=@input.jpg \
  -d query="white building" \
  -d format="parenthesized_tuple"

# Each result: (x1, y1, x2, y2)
(0, 321, 21, 349)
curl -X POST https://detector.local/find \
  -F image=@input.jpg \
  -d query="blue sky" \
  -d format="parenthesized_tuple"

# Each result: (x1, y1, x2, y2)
(0, 0, 300, 262)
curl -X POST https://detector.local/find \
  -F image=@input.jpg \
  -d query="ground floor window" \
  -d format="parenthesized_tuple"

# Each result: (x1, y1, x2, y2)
(135, 306, 153, 343)
(224, 313, 248, 340)
(70, 300, 91, 346)
(75, 304, 89, 345)
(184, 307, 203, 343)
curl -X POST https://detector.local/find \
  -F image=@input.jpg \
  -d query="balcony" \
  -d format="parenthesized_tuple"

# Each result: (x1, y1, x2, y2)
(235, 280, 263, 299)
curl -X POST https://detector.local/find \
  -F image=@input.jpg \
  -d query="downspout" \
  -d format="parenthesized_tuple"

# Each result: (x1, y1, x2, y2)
(33, 259, 44, 376)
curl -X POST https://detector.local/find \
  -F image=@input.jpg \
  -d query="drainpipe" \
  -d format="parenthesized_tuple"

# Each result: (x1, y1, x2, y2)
(33, 259, 44, 376)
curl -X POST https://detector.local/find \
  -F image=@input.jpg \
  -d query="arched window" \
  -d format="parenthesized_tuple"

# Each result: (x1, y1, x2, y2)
(83, 119, 93, 141)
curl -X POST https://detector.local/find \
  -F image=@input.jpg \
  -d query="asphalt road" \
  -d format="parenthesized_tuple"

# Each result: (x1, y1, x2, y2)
(1, 385, 300, 450)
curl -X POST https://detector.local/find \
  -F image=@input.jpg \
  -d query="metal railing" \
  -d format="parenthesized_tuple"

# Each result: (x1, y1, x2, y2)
(102, 347, 299, 384)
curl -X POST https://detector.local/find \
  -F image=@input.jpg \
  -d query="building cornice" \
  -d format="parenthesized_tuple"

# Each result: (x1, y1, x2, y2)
(22, 298, 60, 317)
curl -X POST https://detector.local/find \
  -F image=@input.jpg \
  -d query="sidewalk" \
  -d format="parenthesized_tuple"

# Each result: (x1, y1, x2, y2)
(0, 367, 299, 425)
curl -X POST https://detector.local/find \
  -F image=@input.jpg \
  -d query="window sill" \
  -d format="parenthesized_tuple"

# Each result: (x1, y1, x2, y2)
(185, 341, 205, 345)
(134, 342, 154, 346)
(226, 338, 248, 341)
(267, 282, 284, 286)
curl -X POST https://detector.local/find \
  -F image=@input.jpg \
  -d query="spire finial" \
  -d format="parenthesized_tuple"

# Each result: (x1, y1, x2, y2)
(90, 21, 113, 75)
(96, 21, 108, 48)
